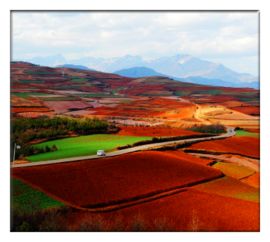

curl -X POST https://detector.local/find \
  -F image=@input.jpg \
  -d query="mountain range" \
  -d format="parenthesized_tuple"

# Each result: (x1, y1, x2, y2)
(21, 54, 258, 89)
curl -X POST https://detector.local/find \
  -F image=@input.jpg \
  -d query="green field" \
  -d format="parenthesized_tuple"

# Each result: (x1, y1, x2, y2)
(40, 96, 80, 101)
(12, 178, 63, 212)
(28, 134, 152, 162)
(75, 93, 122, 98)
(235, 130, 259, 138)
(12, 92, 48, 98)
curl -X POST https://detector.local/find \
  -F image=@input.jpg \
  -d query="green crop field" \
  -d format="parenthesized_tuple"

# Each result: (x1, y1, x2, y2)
(27, 134, 152, 162)
(235, 130, 259, 137)
(12, 92, 47, 98)
(40, 96, 80, 101)
(11, 178, 63, 212)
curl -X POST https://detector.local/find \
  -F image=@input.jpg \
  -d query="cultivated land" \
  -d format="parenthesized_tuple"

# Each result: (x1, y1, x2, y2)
(13, 151, 223, 209)
(28, 134, 152, 162)
(11, 178, 63, 212)
(10, 62, 260, 231)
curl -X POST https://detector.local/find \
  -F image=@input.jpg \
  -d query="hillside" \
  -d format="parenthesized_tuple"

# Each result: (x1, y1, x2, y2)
(23, 54, 258, 87)
(11, 61, 258, 98)
(11, 61, 259, 128)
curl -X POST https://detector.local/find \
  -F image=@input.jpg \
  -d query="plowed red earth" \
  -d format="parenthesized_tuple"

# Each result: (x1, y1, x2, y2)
(93, 97, 196, 118)
(11, 107, 52, 113)
(163, 150, 212, 166)
(118, 126, 198, 137)
(187, 137, 259, 158)
(230, 106, 259, 116)
(65, 189, 259, 231)
(44, 101, 91, 113)
(241, 172, 260, 188)
(12, 151, 222, 208)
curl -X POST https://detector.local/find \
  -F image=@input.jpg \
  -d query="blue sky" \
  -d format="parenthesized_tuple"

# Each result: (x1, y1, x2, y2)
(12, 11, 259, 75)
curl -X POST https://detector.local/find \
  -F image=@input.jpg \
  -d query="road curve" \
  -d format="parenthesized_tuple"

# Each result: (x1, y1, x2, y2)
(12, 127, 235, 168)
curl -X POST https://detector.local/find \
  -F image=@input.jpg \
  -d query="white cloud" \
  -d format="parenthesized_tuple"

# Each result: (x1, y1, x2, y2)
(11, 11, 259, 74)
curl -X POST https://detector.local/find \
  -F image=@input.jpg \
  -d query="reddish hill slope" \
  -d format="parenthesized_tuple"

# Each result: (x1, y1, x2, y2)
(11, 61, 259, 100)
(12, 151, 223, 208)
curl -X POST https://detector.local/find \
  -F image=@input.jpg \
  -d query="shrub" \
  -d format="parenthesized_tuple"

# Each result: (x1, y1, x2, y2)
(11, 116, 116, 159)
(188, 124, 226, 134)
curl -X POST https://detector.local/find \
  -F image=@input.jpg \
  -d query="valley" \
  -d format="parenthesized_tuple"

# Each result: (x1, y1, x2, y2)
(10, 61, 260, 232)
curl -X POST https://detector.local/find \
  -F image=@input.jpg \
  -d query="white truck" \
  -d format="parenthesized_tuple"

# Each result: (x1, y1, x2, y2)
(96, 150, 106, 156)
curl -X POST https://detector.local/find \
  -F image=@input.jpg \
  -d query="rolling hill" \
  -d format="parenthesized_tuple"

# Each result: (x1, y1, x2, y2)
(21, 54, 258, 88)
(11, 61, 259, 98)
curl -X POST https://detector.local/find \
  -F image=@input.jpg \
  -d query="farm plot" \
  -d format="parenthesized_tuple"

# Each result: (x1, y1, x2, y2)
(235, 130, 259, 138)
(241, 172, 260, 188)
(117, 126, 198, 137)
(28, 134, 152, 162)
(212, 162, 254, 180)
(192, 176, 259, 202)
(13, 151, 223, 208)
(63, 189, 259, 232)
(11, 178, 63, 213)
(186, 136, 259, 158)
(44, 100, 92, 114)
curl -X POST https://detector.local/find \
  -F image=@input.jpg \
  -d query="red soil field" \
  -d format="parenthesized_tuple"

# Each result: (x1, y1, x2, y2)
(187, 136, 259, 158)
(93, 97, 196, 119)
(163, 150, 212, 166)
(11, 96, 45, 107)
(11, 106, 52, 113)
(230, 106, 259, 116)
(44, 101, 92, 114)
(15, 112, 55, 118)
(117, 126, 198, 137)
(64, 189, 259, 231)
(12, 151, 222, 208)
(241, 172, 260, 188)
(245, 128, 260, 133)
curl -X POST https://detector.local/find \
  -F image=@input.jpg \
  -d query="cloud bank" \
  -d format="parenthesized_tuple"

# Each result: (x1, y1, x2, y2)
(12, 11, 259, 75)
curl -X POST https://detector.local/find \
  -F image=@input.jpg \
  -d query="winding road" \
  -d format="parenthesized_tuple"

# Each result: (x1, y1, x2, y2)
(12, 127, 235, 168)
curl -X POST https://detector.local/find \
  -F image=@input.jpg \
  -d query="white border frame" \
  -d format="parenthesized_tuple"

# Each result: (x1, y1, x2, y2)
(1, 1, 269, 242)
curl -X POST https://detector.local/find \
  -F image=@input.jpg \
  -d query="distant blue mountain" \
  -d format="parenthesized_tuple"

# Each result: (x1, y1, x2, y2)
(177, 76, 259, 89)
(57, 64, 94, 71)
(23, 53, 258, 89)
(114, 66, 258, 89)
(114, 66, 164, 78)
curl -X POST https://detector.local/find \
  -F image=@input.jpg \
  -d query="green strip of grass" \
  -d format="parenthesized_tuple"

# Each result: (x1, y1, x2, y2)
(41, 96, 80, 101)
(11, 178, 63, 213)
(13, 92, 48, 98)
(27, 134, 152, 162)
(71, 77, 88, 82)
(235, 130, 259, 138)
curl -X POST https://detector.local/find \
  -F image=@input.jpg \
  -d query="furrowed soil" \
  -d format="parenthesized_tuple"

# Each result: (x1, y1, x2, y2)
(117, 126, 198, 137)
(186, 136, 259, 158)
(61, 189, 259, 232)
(12, 151, 223, 208)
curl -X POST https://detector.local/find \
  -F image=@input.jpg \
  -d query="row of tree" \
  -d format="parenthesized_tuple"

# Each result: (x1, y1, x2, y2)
(188, 124, 226, 134)
(11, 116, 118, 160)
